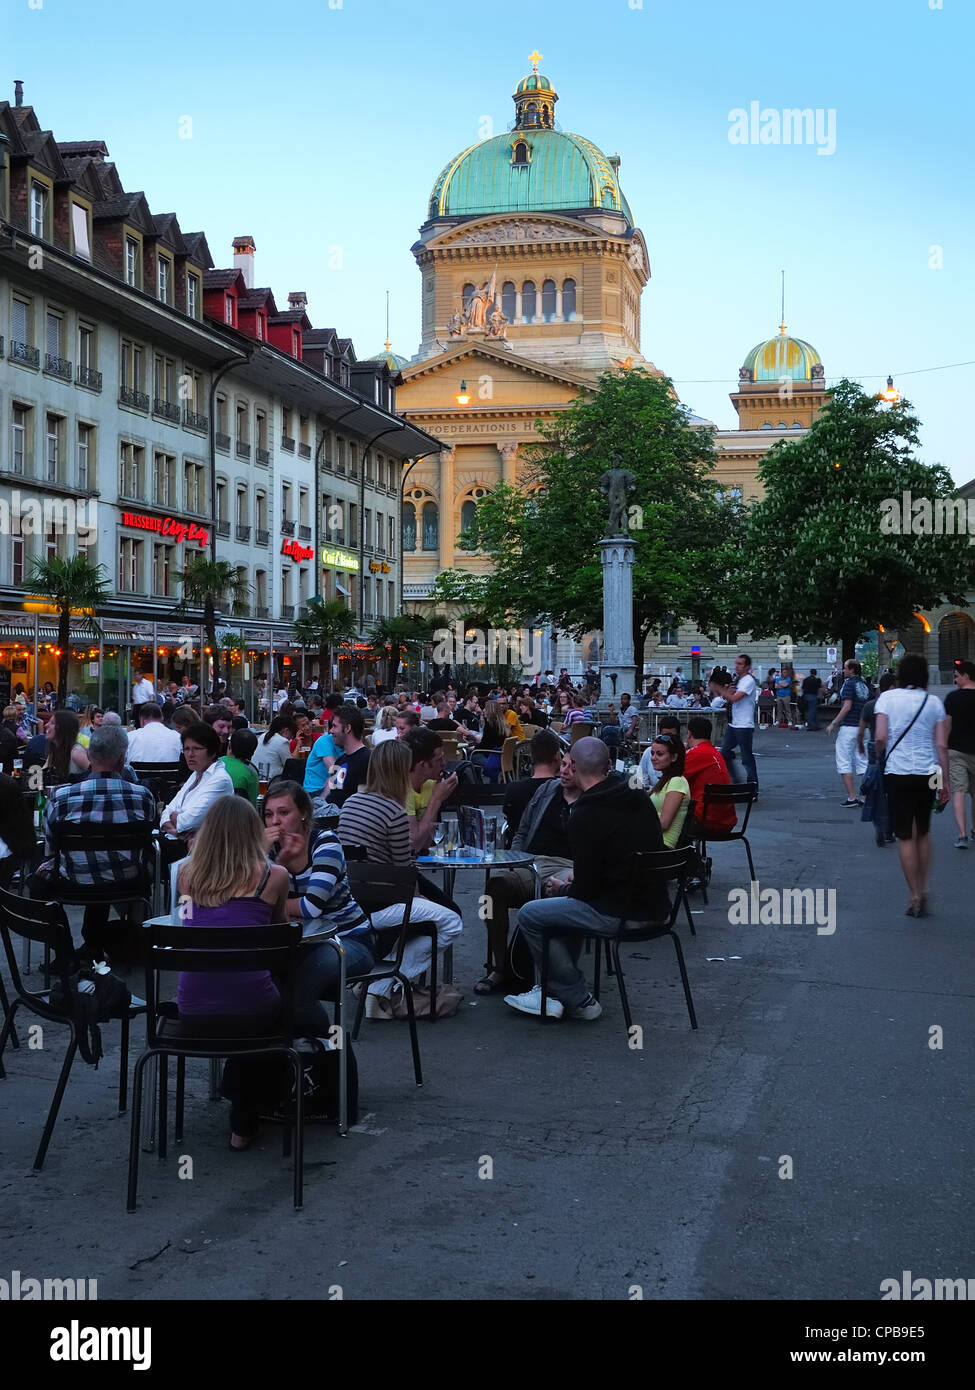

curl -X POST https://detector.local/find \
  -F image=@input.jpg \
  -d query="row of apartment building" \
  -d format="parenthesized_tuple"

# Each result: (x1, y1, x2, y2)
(0, 83, 439, 708)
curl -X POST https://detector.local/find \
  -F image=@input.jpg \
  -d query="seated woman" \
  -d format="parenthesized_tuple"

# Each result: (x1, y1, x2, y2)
(176, 797, 291, 1149)
(369, 706, 398, 745)
(337, 740, 463, 1019)
(475, 699, 509, 782)
(262, 781, 374, 1036)
(159, 721, 234, 864)
(562, 694, 588, 727)
(43, 710, 90, 784)
(645, 734, 691, 849)
(0, 771, 35, 889)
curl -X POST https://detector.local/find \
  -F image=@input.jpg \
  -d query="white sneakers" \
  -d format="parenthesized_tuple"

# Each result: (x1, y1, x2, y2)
(503, 986, 603, 1021)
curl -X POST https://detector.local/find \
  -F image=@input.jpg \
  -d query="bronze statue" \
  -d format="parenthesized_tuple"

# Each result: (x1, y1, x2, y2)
(599, 460, 637, 537)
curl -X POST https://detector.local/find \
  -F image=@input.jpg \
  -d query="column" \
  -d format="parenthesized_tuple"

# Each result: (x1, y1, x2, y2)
(439, 446, 455, 569)
(497, 441, 518, 487)
(555, 285, 563, 321)
(515, 288, 522, 323)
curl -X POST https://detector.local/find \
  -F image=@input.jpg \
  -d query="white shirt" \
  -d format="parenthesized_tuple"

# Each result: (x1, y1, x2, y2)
(254, 733, 292, 780)
(729, 673, 758, 728)
(619, 705, 639, 734)
(666, 694, 687, 708)
(132, 677, 156, 706)
(161, 760, 234, 835)
(370, 726, 398, 745)
(875, 689, 946, 776)
(127, 722, 183, 764)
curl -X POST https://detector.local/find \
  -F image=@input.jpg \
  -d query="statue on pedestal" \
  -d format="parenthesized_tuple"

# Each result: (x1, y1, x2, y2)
(447, 310, 466, 337)
(598, 458, 638, 537)
(486, 303, 509, 339)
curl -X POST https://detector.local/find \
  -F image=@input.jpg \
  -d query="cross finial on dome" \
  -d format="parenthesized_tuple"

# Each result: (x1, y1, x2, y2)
(528, 49, 542, 74)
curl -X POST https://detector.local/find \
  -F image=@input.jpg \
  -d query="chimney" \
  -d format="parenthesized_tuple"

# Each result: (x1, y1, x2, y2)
(232, 235, 256, 289)
(14, 80, 24, 108)
(288, 291, 308, 312)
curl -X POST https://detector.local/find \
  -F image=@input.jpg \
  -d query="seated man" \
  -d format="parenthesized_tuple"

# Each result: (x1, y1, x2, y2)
(324, 706, 371, 808)
(477, 741, 580, 994)
(302, 692, 345, 796)
(617, 693, 639, 740)
(401, 726, 461, 913)
(35, 724, 156, 959)
(502, 730, 563, 840)
(683, 717, 737, 835)
(127, 700, 182, 764)
(505, 737, 666, 1021)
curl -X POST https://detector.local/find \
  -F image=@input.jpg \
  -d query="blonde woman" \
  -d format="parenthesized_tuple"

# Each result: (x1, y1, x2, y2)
(338, 739, 463, 1019)
(176, 797, 290, 1149)
(369, 705, 398, 745)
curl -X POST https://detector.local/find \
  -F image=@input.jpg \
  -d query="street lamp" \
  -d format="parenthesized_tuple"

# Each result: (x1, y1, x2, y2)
(455, 380, 471, 407)
(879, 375, 900, 404)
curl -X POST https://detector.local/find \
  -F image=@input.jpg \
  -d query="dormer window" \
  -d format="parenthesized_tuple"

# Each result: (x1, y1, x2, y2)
(225, 295, 234, 325)
(512, 141, 530, 165)
(256, 314, 264, 340)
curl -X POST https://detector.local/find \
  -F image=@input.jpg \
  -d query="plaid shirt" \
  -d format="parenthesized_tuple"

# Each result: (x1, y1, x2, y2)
(43, 774, 156, 887)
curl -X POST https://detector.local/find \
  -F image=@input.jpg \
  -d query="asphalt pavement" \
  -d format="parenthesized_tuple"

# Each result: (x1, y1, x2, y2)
(1, 721, 972, 1301)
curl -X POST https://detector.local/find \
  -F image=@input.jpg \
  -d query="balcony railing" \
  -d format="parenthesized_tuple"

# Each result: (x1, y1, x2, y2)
(216, 519, 231, 538)
(281, 519, 295, 536)
(154, 398, 181, 423)
(11, 341, 40, 368)
(235, 524, 251, 542)
(215, 431, 231, 451)
(281, 436, 295, 452)
(280, 603, 295, 619)
(256, 606, 270, 618)
(298, 524, 311, 541)
(256, 528, 269, 546)
(256, 447, 270, 466)
(0, 336, 4, 358)
(76, 365, 102, 391)
(45, 354, 72, 381)
(298, 442, 312, 459)
(236, 441, 251, 460)
(119, 385, 150, 411)
(183, 407, 208, 432)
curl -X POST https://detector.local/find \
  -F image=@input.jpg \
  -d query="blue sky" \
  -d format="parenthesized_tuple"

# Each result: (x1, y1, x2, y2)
(7, 0, 973, 478)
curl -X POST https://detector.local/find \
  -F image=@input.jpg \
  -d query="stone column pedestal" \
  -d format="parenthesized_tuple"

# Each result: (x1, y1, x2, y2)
(598, 536, 637, 710)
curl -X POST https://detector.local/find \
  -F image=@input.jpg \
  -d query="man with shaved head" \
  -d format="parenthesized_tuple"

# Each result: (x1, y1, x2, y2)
(504, 737, 666, 1020)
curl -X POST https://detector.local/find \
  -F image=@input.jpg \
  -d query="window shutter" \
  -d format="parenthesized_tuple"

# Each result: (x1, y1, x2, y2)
(12, 299, 27, 343)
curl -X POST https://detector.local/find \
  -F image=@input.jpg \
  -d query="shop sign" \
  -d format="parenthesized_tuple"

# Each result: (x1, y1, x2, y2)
(282, 539, 316, 562)
(322, 547, 359, 572)
(121, 510, 209, 546)
(369, 560, 391, 574)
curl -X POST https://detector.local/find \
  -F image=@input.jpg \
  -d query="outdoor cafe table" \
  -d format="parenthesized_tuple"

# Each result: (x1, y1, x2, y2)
(415, 848, 541, 903)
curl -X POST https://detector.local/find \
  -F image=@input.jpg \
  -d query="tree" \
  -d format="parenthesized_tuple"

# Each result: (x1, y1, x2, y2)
(294, 599, 358, 690)
(23, 553, 112, 708)
(742, 379, 972, 662)
(174, 557, 250, 697)
(433, 368, 746, 664)
(367, 615, 434, 689)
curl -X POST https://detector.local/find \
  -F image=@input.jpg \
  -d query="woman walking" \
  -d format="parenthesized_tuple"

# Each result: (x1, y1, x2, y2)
(874, 655, 949, 917)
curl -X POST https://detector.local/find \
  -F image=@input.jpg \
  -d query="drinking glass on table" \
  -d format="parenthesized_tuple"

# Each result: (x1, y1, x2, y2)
(258, 778, 269, 798)
(432, 822, 445, 858)
(483, 819, 497, 862)
(442, 816, 458, 857)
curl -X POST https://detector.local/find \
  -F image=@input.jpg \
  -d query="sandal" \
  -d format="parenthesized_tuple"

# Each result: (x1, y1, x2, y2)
(473, 971, 505, 995)
(229, 1131, 258, 1151)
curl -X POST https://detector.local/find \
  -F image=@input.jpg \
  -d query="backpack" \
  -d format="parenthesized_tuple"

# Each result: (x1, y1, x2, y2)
(50, 959, 132, 1066)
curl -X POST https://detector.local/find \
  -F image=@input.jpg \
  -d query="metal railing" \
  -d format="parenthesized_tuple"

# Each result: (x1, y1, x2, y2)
(11, 341, 40, 367)
(256, 447, 270, 465)
(256, 605, 270, 618)
(281, 519, 295, 536)
(281, 436, 295, 452)
(298, 524, 311, 540)
(154, 398, 180, 423)
(216, 520, 231, 538)
(215, 431, 231, 451)
(298, 442, 312, 458)
(76, 365, 102, 390)
(183, 408, 208, 432)
(119, 386, 149, 411)
(45, 354, 72, 381)
(236, 524, 251, 542)
(236, 442, 251, 460)
(280, 604, 295, 619)
(256, 528, 269, 546)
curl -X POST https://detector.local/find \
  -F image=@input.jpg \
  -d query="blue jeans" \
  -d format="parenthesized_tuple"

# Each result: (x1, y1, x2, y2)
(720, 724, 758, 788)
(516, 897, 620, 1008)
(295, 934, 374, 1035)
(805, 694, 820, 729)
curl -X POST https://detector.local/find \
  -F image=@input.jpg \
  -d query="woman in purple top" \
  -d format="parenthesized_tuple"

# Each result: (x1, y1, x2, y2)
(176, 797, 290, 1148)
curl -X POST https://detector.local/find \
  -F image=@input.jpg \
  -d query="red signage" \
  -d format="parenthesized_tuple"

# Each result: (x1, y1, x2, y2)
(282, 538, 315, 562)
(121, 511, 210, 546)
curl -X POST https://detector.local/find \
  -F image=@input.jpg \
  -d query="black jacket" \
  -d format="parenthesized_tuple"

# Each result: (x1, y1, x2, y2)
(568, 773, 667, 920)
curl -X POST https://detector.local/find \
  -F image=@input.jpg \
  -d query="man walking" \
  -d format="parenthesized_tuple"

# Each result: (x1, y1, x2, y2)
(715, 654, 759, 791)
(827, 658, 870, 806)
(801, 668, 822, 730)
(944, 659, 975, 848)
(504, 738, 666, 1021)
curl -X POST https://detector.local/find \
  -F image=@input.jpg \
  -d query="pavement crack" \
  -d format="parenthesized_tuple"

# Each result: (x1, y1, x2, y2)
(129, 1241, 171, 1270)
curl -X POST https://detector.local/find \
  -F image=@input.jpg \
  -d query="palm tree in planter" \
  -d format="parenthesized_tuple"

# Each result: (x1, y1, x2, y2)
(368, 614, 435, 690)
(174, 557, 250, 698)
(24, 553, 112, 709)
(293, 599, 358, 691)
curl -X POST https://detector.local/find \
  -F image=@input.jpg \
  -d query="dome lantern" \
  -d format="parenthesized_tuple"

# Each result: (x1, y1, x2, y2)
(513, 50, 557, 130)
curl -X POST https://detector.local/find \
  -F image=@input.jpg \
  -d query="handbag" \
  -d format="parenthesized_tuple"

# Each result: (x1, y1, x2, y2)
(876, 693, 928, 776)
(50, 958, 132, 1066)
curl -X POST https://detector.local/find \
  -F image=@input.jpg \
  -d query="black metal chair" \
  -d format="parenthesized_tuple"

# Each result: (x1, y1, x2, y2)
(538, 848, 699, 1033)
(46, 819, 156, 959)
(695, 784, 758, 902)
(0, 885, 147, 1169)
(130, 761, 185, 812)
(127, 920, 304, 1211)
(344, 863, 440, 1085)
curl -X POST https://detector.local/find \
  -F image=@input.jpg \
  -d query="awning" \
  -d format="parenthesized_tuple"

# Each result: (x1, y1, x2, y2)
(335, 582, 350, 597)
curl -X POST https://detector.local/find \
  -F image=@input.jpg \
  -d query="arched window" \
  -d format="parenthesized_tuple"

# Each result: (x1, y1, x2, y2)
(459, 499, 477, 549)
(521, 280, 536, 322)
(513, 142, 529, 165)
(402, 502, 416, 552)
(421, 501, 439, 552)
(562, 278, 576, 320)
(541, 279, 556, 321)
(462, 283, 475, 314)
(501, 281, 516, 321)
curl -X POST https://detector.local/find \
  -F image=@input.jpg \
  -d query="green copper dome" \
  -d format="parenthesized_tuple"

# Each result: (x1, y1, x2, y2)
(428, 129, 633, 223)
(366, 342, 410, 371)
(515, 73, 554, 94)
(742, 327, 822, 382)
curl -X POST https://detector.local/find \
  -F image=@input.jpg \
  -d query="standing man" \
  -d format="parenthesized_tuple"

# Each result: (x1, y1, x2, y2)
(773, 667, 793, 727)
(801, 668, 822, 731)
(827, 659, 870, 807)
(716, 654, 759, 792)
(131, 669, 156, 712)
(944, 659, 975, 848)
